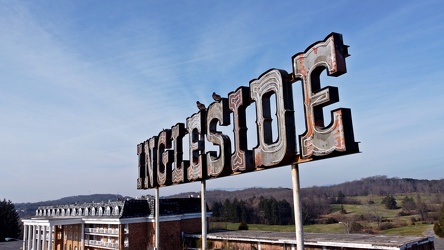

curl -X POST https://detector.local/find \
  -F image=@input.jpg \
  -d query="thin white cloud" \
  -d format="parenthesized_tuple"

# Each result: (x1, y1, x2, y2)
(1, 1, 444, 202)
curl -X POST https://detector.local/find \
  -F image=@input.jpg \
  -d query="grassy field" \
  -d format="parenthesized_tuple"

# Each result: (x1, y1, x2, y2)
(210, 222, 434, 237)
(383, 224, 433, 236)
(210, 193, 441, 237)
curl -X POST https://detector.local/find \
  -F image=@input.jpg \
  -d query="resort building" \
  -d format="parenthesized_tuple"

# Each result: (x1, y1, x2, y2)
(22, 197, 436, 250)
(22, 197, 205, 250)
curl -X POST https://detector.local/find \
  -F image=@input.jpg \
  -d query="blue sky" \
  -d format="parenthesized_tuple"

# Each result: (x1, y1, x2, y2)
(1, 1, 443, 203)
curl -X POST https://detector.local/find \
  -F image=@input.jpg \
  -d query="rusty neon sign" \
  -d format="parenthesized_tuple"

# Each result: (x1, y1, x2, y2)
(137, 32, 359, 189)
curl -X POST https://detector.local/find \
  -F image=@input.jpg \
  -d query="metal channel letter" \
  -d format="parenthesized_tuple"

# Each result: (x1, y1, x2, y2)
(207, 98, 232, 177)
(186, 111, 207, 181)
(137, 143, 145, 189)
(292, 32, 358, 158)
(229, 86, 254, 172)
(157, 129, 173, 186)
(171, 123, 189, 184)
(144, 136, 158, 188)
(250, 69, 295, 168)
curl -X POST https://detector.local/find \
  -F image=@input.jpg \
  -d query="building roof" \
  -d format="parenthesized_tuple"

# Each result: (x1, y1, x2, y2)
(186, 230, 434, 250)
(35, 197, 203, 219)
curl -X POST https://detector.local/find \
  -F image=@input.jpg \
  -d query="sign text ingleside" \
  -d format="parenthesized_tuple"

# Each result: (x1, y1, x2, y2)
(137, 32, 359, 189)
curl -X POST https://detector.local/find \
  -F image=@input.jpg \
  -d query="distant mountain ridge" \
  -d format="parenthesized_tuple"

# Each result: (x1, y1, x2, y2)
(166, 175, 444, 204)
(166, 187, 294, 206)
(14, 176, 444, 218)
(302, 175, 444, 197)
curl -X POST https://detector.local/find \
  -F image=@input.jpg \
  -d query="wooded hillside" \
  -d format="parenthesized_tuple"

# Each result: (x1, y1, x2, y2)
(14, 176, 444, 220)
(167, 175, 444, 204)
(168, 176, 444, 227)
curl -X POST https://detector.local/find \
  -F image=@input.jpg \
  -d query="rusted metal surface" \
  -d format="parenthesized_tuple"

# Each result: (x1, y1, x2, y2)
(293, 32, 358, 159)
(186, 111, 206, 181)
(137, 32, 359, 189)
(139, 136, 159, 188)
(157, 129, 172, 186)
(171, 123, 188, 184)
(206, 98, 232, 177)
(137, 143, 144, 189)
(250, 69, 296, 168)
(229, 86, 254, 172)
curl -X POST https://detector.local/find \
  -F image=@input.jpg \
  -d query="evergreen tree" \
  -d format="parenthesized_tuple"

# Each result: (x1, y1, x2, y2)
(210, 201, 223, 218)
(277, 200, 293, 225)
(270, 198, 279, 225)
(0, 199, 21, 241)
(258, 197, 271, 224)
(337, 191, 346, 204)
(381, 195, 397, 209)
(222, 199, 232, 221)
(239, 200, 249, 223)
(231, 198, 241, 222)
(433, 202, 444, 237)
(340, 204, 347, 214)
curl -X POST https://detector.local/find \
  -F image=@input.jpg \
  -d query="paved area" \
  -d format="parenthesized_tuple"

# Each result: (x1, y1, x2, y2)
(433, 237, 444, 250)
(425, 229, 444, 250)
(0, 239, 22, 249)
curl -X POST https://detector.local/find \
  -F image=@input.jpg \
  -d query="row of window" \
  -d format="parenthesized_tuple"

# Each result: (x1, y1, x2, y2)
(36, 205, 122, 217)
(64, 231, 79, 241)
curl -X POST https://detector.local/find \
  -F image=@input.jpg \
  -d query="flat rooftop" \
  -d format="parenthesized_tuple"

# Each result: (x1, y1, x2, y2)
(187, 230, 434, 249)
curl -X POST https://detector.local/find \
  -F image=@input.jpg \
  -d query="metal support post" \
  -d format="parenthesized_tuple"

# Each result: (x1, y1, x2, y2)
(155, 187, 160, 250)
(201, 180, 207, 250)
(291, 164, 304, 250)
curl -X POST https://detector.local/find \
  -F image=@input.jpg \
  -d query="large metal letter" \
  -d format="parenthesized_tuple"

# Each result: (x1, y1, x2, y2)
(250, 69, 295, 168)
(157, 129, 173, 186)
(228, 86, 254, 172)
(137, 143, 146, 189)
(292, 32, 359, 158)
(144, 136, 158, 188)
(171, 123, 189, 184)
(206, 98, 232, 177)
(186, 111, 206, 181)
